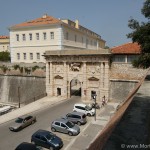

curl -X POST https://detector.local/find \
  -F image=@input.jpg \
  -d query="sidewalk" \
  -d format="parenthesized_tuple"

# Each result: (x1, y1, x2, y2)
(0, 96, 66, 125)
(65, 102, 119, 150)
(0, 95, 119, 150)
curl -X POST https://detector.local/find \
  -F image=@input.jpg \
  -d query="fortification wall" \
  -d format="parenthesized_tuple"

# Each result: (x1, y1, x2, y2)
(0, 75, 46, 105)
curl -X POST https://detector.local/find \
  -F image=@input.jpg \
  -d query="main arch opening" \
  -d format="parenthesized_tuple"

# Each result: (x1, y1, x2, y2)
(70, 79, 81, 97)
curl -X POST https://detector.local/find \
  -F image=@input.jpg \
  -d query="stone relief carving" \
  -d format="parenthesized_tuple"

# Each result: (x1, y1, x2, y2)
(70, 63, 81, 72)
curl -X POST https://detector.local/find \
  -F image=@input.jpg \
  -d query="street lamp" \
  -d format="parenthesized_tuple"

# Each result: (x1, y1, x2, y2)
(18, 86, 21, 108)
(92, 93, 97, 121)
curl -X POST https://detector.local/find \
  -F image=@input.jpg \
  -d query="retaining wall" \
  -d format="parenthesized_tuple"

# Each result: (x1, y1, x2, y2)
(87, 69, 149, 150)
(0, 75, 46, 105)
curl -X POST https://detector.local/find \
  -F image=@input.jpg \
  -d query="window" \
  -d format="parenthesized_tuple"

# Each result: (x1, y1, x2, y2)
(113, 55, 125, 62)
(43, 32, 46, 40)
(23, 53, 26, 60)
(127, 55, 139, 63)
(30, 53, 33, 60)
(36, 33, 39, 40)
(55, 122, 60, 126)
(82, 37, 84, 44)
(22, 34, 26, 41)
(36, 53, 40, 60)
(29, 33, 32, 40)
(50, 32, 54, 39)
(16, 34, 19, 41)
(75, 35, 77, 42)
(66, 32, 69, 40)
(41, 136, 47, 142)
(17, 53, 20, 60)
(61, 123, 66, 128)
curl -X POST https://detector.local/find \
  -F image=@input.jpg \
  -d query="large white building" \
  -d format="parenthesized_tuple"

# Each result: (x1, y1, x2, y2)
(9, 14, 105, 63)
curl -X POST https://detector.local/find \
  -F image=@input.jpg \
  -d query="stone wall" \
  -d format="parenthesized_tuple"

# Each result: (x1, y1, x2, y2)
(0, 75, 46, 105)
(87, 69, 149, 150)
(109, 80, 138, 102)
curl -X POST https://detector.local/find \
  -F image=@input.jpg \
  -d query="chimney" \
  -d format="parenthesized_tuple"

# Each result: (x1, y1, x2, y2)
(75, 20, 79, 29)
(42, 14, 48, 19)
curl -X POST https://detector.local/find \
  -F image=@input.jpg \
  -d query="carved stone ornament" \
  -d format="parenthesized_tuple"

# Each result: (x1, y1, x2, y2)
(70, 63, 81, 72)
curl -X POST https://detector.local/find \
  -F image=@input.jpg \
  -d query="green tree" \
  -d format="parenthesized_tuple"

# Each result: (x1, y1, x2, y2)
(0, 51, 10, 62)
(127, 0, 150, 68)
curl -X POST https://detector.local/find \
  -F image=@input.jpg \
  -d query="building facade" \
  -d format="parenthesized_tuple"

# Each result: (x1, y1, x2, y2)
(111, 42, 141, 63)
(0, 36, 10, 52)
(9, 14, 105, 63)
(44, 49, 111, 102)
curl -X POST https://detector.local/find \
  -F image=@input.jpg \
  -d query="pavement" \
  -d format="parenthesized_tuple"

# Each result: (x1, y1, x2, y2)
(0, 95, 119, 150)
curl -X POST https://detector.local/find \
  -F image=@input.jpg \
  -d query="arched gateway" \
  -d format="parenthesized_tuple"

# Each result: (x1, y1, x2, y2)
(44, 49, 111, 102)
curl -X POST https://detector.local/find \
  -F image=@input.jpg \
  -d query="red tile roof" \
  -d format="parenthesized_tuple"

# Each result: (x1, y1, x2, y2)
(111, 42, 141, 54)
(0, 35, 9, 39)
(11, 14, 61, 28)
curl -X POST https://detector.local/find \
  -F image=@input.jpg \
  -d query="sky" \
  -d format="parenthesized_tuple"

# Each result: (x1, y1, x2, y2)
(0, 0, 146, 47)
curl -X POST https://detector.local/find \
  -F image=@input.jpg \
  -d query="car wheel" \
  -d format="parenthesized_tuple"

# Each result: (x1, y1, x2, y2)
(77, 121, 81, 126)
(87, 113, 91, 116)
(49, 146, 54, 150)
(68, 131, 73, 136)
(51, 127, 56, 132)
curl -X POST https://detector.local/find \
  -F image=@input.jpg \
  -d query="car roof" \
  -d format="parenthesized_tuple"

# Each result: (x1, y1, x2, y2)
(68, 111, 85, 116)
(18, 115, 33, 119)
(74, 103, 86, 107)
(33, 129, 53, 136)
(54, 118, 69, 123)
(15, 142, 37, 150)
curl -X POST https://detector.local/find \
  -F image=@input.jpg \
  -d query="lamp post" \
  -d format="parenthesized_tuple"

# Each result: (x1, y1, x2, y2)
(92, 93, 97, 121)
(18, 86, 21, 108)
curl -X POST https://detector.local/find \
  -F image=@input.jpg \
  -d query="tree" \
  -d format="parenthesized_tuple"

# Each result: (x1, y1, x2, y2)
(127, 0, 150, 68)
(0, 51, 10, 62)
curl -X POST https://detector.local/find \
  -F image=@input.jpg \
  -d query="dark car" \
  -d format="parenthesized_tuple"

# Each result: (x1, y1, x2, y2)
(9, 115, 36, 131)
(31, 129, 63, 150)
(15, 142, 42, 150)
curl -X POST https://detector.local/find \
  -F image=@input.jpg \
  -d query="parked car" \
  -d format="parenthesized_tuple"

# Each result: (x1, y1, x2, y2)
(62, 111, 87, 126)
(51, 118, 80, 136)
(15, 142, 41, 150)
(73, 103, 95, 116)
(9, 115, 36, 131)
(31, 129, 63, 150)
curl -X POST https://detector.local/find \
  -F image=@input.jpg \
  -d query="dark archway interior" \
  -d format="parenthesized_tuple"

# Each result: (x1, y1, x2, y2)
(70, 79, 81, 96)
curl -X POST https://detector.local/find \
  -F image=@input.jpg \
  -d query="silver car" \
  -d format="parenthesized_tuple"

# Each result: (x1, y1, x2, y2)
(51, 118, 80, 136)
(9, 115, 36, 131)
(62, 111, 87, 126)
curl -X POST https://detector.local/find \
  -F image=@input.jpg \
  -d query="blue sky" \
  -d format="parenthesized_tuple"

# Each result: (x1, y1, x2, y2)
(0, 0, 145, 47)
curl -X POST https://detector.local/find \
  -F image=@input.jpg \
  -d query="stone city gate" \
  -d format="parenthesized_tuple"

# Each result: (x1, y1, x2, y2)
(44, 49, 111, 102)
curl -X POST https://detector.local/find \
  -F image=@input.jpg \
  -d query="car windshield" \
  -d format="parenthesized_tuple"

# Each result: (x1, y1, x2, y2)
(46, 133, 53, 140)
(15, 118, 23, 123)
(85, 105, 92, 110)
(66, 121, 74, 128)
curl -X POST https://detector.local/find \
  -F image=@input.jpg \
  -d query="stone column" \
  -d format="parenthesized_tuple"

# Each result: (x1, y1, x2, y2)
(63, 61, 68, 98)
(46, 62, 50, 96)
(104, 62, 109, 100)
(82, 62, 87, 101)
(49, 62, 53, 96)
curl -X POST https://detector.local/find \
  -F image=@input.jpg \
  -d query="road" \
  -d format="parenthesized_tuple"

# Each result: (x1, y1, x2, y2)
(0, 96, 82, 150)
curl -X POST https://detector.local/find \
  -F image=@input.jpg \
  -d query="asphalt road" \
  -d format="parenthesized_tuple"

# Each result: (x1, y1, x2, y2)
(0, 96, 81, 150)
